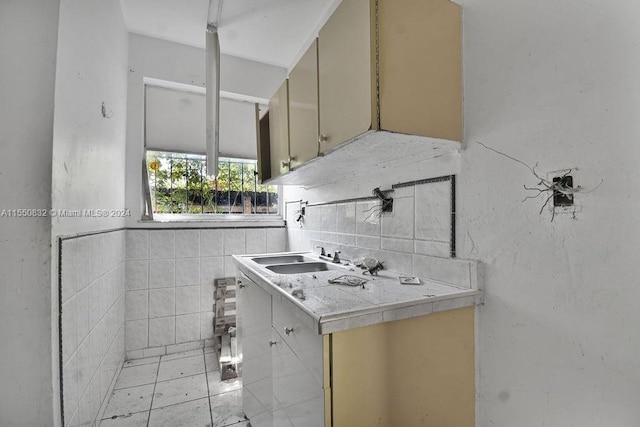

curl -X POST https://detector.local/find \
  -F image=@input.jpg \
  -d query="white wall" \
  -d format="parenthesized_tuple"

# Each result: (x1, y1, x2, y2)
(461, 0, 640, 425)
(0, 1, 59, 425)
(51, 0, 130, 425)
(125, 34, 287, 225)
(52, 0, 129, 236)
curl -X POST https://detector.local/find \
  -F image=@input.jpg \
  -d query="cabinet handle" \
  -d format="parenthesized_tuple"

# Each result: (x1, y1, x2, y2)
(269, 340, 278, 346)
(237, 281, 245, 289)
(281, 156, 297, 170)
(318, 134, 329, 144)
(284, 327, 294, 336)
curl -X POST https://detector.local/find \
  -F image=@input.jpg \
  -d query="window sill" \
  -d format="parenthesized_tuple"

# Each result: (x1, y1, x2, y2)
(136, 214, 285, 229)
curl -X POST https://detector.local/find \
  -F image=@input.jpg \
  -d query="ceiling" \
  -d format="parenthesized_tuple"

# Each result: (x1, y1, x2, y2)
(120, 0, 340, 69)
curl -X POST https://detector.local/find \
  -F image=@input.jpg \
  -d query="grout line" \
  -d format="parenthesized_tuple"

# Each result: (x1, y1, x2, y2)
(146, 356, 162, 427)
(204, 351, 215, 426)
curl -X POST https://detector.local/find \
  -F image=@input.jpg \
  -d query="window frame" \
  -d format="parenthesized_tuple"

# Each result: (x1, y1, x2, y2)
(143, 149, 282, 222)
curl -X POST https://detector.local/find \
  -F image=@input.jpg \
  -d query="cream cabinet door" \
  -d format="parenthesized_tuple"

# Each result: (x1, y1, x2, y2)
(268, 81, 290, 179)
(318, 0, 373, 153)
(377, 0, 462, 141)
(288, 39, 319, 168)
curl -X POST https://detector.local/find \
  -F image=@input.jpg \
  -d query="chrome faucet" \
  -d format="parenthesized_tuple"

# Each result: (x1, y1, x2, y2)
(332, 251, 341, 264)
(314, 245, 326, 257)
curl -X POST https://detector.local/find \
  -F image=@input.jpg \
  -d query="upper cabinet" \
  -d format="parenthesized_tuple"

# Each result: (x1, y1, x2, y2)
(318, 0, 374, 153)
(268, 81, 290, 180)
(259, 0, 462, 184)
(255, 105, 271, 183)
(288, 39, 320, 167)
(377, 0, 462, 141)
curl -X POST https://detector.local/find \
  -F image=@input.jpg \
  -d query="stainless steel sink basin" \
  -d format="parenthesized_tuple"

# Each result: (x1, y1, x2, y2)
(265, 262, 338, 274)
(251, 255, 312, 265)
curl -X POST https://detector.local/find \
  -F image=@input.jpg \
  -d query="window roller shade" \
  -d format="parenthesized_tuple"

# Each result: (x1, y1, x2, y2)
(144, 85, 258, 160)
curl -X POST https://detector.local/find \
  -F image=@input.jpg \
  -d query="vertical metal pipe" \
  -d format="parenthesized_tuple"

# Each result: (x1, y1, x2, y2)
(206, 25, 220, 178)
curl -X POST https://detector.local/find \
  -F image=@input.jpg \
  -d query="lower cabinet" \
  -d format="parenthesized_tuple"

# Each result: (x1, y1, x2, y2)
(237, 275, 273, 425)
(238, 274, 475, 427)
(238, 275, 324, 427)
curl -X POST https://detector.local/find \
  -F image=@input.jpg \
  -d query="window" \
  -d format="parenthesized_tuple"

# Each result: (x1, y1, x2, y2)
(147, 150, 278, 216)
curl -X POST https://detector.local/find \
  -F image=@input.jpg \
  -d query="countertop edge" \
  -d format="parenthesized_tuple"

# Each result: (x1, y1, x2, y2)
(233, 252, 482, 335)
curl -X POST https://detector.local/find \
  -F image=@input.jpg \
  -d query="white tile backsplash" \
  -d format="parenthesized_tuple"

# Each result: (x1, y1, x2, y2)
(76, 287, 90, 344)
(149, 316, 175, 347)
(246, 228, 267, 254)
(63, 354, 79, 418)
(126, 319, 149, 351)
(200, 284, 215, 313)
(175, 230, 200, 258)
(175, 257, 200, 286)
(149, 288, 176, 318)
(320, 204, 337, 232)
(76, 236, 94, 290)
(149, 259, 175, 288)
(125, 260, 149, 290)
(336, 203, 356, 234)
(61, 229, 126, 427)
(415, 180, 451, 243)
(224, 256, 237, 277)
(356, 235, 381, 250)
(149, 230, 175, 259)
(224, 229, 246, 255)
(381, 237, 414, 253)
(266, 228, 287, 253)
(175, 286, 201, 315)
(415, 240, 450, 257)
(381, 196, 415, 239)
(62, 296, 77, 364)
(125, 290, 148, 321)
(77, 338, 91, 396)
(303, 206, 321, 231)
(355, 200, 381, 236)
(413, 253, 474, 288)
(336, 233, 356, 246)
(288, 178, 457, 275)
(374, 249, 413, 275)
(200, 311, 214, 340)
(126, 230, 149, 260)
(200, 256, 225, 286)
(61, 239, 77, 303)
(200, 229, 224, 256)
(175, 314, 201, 343)
(122, 227, 285, 357)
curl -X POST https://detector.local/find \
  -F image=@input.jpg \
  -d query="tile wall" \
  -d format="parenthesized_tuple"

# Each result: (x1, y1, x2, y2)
(60, 230, 126, 427)
(286, 178, 476, 289)
(124, 228, 287, 358)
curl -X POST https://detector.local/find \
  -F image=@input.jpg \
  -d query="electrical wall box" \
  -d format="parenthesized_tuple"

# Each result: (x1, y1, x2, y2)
(553, 175, 574, 207)
(547, 168, 582, 216)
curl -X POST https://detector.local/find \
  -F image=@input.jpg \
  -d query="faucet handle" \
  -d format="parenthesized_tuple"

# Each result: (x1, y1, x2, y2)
(315, 245, 326, 256)
(332, 251, 341, 263)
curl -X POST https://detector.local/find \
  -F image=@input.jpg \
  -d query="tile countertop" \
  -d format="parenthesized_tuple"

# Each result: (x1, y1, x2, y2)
(233, 251, 482, 335)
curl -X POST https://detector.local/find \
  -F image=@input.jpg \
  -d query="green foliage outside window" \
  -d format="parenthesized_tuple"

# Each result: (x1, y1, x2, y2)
(147, 151, 278, 215)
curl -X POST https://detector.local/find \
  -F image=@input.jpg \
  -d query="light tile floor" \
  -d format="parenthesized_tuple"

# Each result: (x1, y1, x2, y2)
(100, 347, 247, 427)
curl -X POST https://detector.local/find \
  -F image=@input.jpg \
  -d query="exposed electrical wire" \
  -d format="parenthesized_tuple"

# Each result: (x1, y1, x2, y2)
(475, 141, 603, 221)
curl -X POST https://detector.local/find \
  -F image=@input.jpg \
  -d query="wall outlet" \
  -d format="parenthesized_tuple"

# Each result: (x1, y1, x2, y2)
(552, 175, 574, 207)
(547, 168, 582, 216)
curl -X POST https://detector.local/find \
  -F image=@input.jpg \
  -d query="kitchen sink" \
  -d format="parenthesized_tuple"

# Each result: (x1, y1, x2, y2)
(251, 255, 313, 265)
(265, 262, 340, 274)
